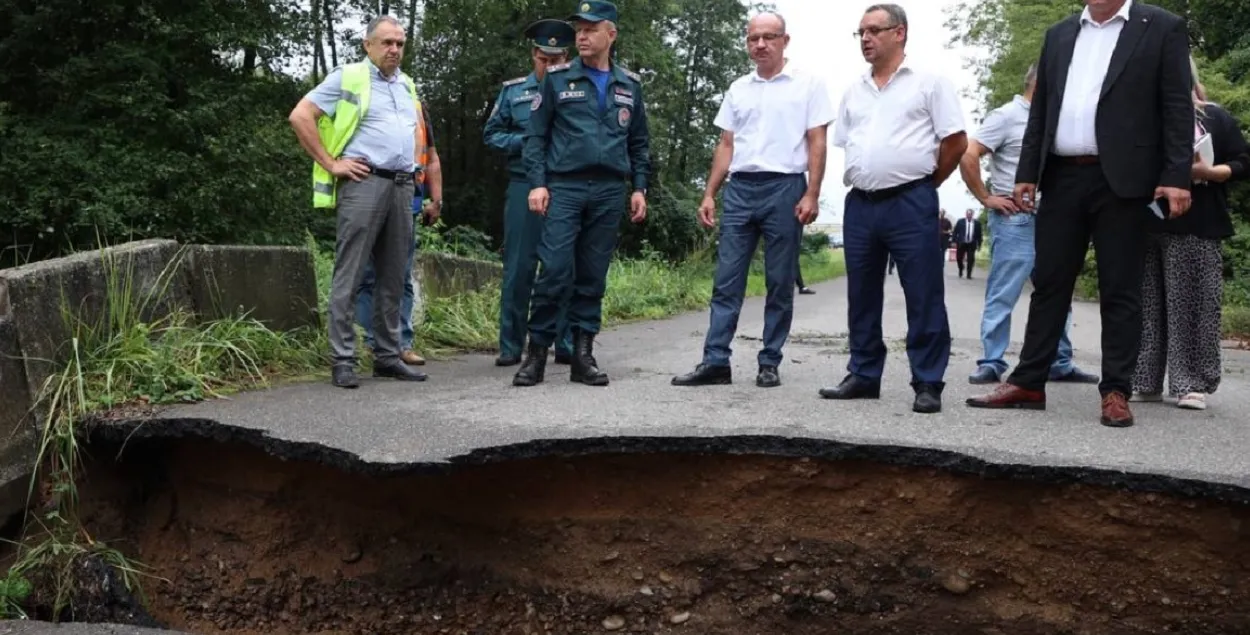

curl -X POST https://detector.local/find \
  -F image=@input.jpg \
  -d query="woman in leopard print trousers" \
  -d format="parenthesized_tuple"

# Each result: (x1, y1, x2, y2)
(1131, 60, 1249, 411)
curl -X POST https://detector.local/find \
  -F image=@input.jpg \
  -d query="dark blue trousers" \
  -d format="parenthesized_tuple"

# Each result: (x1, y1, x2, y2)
(843, 180, 950, 387)
(702, 173, 806, 368)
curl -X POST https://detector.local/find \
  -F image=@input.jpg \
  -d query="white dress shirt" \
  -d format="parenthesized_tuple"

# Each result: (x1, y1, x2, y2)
(1052, 0, 1132, 156)
(832, 58, 966, 191)
(713, 62, 837, 174)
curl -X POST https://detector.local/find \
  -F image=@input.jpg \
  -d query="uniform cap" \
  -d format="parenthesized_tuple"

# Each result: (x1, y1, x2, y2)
(568, 0, 618, 23)
(524, 18, 576, 54)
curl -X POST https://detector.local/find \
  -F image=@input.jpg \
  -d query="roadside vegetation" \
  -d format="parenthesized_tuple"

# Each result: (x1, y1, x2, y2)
(3, 226, 846, 618)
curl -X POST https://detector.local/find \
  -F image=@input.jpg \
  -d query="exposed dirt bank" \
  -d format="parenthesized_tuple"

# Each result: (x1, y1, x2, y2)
(56, 433, 1250, 635)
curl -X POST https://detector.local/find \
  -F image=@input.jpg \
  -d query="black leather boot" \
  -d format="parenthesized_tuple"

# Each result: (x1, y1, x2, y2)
(570, 330, 609, 386)
(512, 342, 548, 387)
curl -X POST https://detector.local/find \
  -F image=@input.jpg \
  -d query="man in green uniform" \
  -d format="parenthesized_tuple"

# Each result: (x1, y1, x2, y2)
(512, 0, 651, 388)
(483, 18, 577, 367)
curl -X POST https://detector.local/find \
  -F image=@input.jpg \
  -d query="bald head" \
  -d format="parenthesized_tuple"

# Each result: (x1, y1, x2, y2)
(746, 12, 789, 76)
(749, 12, 787, 33)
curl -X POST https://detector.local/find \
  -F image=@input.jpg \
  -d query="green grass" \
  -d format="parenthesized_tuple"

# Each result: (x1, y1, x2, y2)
(9, 242, 326, 620)
(407, 247, 847, 353)
(1223, 305, 1250, 340)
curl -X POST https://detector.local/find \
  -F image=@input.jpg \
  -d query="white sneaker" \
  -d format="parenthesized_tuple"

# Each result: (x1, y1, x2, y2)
(1130, 392, 1163, 403)
(1177, 393, 1208, 410)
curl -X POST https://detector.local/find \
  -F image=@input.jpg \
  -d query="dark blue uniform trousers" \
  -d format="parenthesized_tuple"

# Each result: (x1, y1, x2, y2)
(499, 179, 572, 360)
(702, 173, 806, 368)
(528, 176, 627, 345)
(843, 180, 950, 387)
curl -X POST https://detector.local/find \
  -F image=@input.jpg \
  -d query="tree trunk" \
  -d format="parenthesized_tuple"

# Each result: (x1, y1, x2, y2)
(312, 0, 325, 79)
(324, 0, 338, 68)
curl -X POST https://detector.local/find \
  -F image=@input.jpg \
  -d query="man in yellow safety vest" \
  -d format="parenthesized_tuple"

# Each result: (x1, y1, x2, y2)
(288, 14, 439, 388)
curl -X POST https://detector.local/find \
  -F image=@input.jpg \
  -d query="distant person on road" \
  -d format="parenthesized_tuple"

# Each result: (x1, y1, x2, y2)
(1132, 58, 1249, 410)
(288, 15, 435, 388)
(952, 209, 982, 278)
(820, 3, 966, 414)
(938, 209, 952, 266)
(483, 19, 577, 368)
(966, 0, 1193, 428)
(957, 63, 1099, 387)
(511, 0, 651, 388)
(795, 228, 815, 295)
(670, 11, 833, 390)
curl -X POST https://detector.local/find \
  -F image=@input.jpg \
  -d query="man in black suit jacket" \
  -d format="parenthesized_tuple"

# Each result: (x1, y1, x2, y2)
(966, 0, 1192, 428)
(953, 209, 982, 278)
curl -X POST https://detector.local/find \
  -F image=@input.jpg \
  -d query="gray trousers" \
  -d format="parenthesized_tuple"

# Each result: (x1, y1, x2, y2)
(328, 175, 415, 365)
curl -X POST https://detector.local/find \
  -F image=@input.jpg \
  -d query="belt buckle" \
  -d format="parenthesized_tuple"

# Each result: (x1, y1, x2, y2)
(394, 171, 412, 185)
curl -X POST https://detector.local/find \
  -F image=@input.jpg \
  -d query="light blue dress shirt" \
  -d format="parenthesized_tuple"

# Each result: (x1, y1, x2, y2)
(306, 59, 419, 173)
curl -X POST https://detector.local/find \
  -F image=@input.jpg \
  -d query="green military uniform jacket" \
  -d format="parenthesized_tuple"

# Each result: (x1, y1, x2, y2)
(523, 57, 651, 193)
(484, 73, 543, 181)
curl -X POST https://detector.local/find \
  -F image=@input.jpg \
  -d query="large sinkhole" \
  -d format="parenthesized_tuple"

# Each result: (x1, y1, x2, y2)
(22, 430, 1250, 634)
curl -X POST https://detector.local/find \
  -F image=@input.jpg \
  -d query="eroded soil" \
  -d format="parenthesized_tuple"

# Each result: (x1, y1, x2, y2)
(71, 436, 1250, 634)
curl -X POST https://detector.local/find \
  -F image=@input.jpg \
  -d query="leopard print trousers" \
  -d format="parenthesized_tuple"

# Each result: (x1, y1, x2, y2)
(1131, 233, 1224, 396)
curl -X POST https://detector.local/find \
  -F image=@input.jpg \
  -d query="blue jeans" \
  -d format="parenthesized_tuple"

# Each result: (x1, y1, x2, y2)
(977, 211, 1075, 378)
(357, 214, 419, 352)
(702, 173, 806, 368)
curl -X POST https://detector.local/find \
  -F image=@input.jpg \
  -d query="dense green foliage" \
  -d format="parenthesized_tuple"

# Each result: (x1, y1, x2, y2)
(0, 0, 765, 266)
(947, 0, 1250, 316)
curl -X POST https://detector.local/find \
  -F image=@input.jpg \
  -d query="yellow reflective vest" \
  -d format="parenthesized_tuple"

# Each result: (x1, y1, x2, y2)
(311, 62, 429, 208)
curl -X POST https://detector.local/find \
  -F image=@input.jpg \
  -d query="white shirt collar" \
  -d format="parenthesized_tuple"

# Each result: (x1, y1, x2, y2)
(1013, 94, 1030, 109)
(751, 59, 792, 82)
(1081, 0, 1132, 26)
(861, 55, 912, 86)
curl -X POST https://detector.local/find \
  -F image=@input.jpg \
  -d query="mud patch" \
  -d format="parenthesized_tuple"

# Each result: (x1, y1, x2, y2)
(57, 434, 1250, 634)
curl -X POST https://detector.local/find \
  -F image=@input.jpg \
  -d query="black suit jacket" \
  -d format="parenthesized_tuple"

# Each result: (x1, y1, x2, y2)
(1015, 3, 1192, 199)
(954, 218, 982, 248)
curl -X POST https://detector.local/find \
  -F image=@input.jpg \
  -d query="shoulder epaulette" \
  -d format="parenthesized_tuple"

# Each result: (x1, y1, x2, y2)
(502, 76, 527, 87)
(622, 68, 642, 82)
(547, 62, 572, 73)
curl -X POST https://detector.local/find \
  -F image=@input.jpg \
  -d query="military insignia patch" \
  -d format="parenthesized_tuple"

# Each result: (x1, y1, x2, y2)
(581, 2, 591, 11)
(531, 94, 542, 111)
(549, 37, 558, 46)
(618, 107, 630, 127)
(569, 82, 576, 90)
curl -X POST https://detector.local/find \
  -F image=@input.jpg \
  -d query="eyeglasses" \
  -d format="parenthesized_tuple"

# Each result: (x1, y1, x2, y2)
(746, 32, 784, 44)
(853, 24, 900, 38)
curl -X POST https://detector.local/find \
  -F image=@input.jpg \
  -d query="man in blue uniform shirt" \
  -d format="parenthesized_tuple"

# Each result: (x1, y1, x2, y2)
(512, 0, 651, 388)
(484, 19, 577, 368)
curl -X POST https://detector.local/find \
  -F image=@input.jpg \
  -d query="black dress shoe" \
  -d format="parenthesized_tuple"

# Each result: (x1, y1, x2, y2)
(495, 354, 521, 367)
(913, 383, 942, 414)
(554, 349, 573, 365)
(332, 364, 359, 389)
(671, 363, 732, 386)
(756, 365, 780, 388)
(798, 287, 816, 295)
(818, 374, 881, 400)
(373, 360, 428, 381)
(968, 365, 1001, 385)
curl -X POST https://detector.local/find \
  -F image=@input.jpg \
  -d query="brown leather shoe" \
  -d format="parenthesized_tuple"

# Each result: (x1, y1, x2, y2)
(401, 350, 425, 366)
(1100, 392, 1134, 428)
(965, 383, 1046, 410)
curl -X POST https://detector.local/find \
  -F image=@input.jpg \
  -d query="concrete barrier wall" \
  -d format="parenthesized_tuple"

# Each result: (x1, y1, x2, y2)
(0, 240, 322, 526)
(416, 252, 503, 299)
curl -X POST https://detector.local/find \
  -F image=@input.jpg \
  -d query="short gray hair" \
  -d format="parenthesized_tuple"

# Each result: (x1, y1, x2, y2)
(866, 4, 908, 40)
(366, 15, 403, 39)
(1024, 63, 1038, 90)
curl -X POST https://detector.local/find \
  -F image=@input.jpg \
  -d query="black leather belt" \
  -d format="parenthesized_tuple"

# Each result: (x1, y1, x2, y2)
(370, 166, 417, 184)
(852, 176, 930, 203)
(731, 171, 798, 182)
(1051, 154, 1099, 166)
(550, 168, 623, 181)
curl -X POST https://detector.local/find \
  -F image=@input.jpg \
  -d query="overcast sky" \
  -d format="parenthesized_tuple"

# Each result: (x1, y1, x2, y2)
(767, 0, 986, 225)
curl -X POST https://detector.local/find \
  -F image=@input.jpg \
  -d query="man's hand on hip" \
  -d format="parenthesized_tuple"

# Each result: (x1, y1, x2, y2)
(984, 195, 1020, 215)
(795, 193, 819, 225)
(331, 158, 371, 181)
(528, 187, 550, 216)
(1013, 183, 1037, 211)
(1155, 186, 1192, 218)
